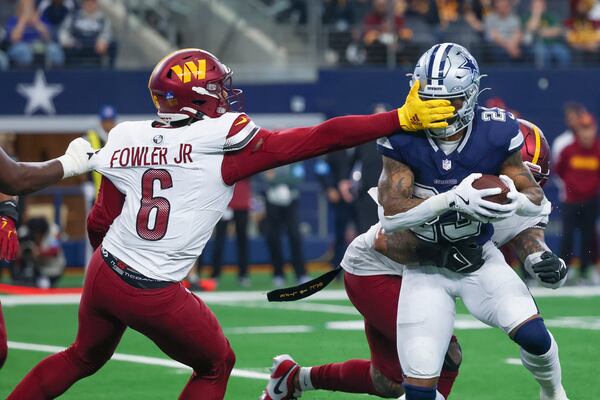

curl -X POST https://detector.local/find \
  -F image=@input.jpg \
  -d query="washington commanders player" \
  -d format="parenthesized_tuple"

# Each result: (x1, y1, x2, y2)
(261, 118, 563, 400)
(0, 138, 95, 369)
(7, 48, 456, 400)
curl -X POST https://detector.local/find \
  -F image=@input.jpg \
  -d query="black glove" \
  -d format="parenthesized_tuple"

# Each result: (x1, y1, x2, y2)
(439, 239, 484, 274)
(528, 251, 567, 287)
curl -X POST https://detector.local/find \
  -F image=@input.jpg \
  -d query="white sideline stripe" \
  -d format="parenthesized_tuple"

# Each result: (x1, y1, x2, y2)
(225, 325, 314, 334)
(2, 286, 600, 307)
(7, 341, 270, 381)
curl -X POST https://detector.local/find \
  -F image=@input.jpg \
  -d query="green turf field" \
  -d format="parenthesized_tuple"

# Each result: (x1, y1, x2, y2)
(0, 274, 598, 399)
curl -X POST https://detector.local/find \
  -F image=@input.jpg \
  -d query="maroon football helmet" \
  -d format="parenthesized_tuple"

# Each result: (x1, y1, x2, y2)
(148, 48, 241, 122)
(518, 118, 550, 187)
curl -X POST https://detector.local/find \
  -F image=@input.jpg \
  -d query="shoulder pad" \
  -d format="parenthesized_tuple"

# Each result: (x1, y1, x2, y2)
(223, 113, 260, 152)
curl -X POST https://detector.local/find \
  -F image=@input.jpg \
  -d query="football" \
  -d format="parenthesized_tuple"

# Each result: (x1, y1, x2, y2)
(472, 174, 510, 204)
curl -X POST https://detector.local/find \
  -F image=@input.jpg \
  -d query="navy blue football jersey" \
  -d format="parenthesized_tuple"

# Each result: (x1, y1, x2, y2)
(377, 107, 524, 245)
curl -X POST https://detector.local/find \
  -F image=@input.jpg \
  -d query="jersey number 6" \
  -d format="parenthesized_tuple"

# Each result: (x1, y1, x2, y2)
(136, 169, 173, 241)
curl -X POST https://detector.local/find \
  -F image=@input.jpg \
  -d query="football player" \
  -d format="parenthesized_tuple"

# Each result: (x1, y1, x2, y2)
(0, 138, 95, 369)
(260, 119, 562, 400)
(372, 44, 566, 400)
(7, 48, 456, 400)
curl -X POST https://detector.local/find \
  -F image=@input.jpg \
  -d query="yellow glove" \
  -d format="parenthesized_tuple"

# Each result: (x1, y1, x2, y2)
(397, 81, 456, 131)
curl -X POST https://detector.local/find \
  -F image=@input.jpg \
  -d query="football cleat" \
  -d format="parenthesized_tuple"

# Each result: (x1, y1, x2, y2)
(260, 354, 301, 400)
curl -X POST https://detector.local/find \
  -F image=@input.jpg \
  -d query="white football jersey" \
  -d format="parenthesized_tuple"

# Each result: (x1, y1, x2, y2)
(93, 112, 258, 281)
(341, 214, 548, 277)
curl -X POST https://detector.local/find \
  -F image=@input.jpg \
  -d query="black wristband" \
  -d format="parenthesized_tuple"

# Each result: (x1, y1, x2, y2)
(0, 200, 19, 223)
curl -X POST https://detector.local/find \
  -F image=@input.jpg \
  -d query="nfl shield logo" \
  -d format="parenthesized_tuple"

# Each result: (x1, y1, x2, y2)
(442, 159, 452, 171)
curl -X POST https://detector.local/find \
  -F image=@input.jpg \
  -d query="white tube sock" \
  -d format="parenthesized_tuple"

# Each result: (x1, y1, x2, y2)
(520, 332, 563, 398)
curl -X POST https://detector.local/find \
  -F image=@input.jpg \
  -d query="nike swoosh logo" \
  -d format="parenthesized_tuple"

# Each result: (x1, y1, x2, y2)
(273, 365, 298, 395)
(456, 194, 469, 205)
(234, 116, 248, 126)
(452, 253, 466, 264)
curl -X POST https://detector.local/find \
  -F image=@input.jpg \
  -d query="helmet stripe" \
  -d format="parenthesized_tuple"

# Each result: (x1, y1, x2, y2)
(532, 125, 542, 164)
(437, 44, 454, 85)
(427, 44, 441, 85)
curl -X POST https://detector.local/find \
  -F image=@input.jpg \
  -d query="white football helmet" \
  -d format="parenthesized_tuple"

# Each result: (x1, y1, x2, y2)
(410, 43, 482, 138)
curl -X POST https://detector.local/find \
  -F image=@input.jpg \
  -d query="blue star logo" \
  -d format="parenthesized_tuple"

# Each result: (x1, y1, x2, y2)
(458, 54, 478, 76)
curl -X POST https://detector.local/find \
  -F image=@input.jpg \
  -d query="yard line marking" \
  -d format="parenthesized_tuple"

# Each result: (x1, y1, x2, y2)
(7, 341, 270, 381)
(326, 315, 600, 332)
(225, 325, 314, 334)
(218, 301, 360, 315)
(2, 286, 600, 307)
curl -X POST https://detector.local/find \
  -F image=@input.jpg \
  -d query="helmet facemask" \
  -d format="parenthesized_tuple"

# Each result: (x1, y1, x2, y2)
(409, 43, 482, 139)
(422, 82, 480, 139)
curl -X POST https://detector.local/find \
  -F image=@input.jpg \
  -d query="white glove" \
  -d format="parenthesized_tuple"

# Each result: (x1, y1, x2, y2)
(56, 138, 96, 178)
(448, 173, 517, 222)
(499, 175, 547, 217)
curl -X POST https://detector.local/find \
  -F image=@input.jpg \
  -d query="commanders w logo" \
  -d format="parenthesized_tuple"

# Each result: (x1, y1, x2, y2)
(170, 60, 206, 83)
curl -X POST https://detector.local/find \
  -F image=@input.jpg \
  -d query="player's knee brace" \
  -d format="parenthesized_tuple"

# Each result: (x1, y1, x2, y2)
(402, 384, 438, 400)
(511, 317, 551, 355)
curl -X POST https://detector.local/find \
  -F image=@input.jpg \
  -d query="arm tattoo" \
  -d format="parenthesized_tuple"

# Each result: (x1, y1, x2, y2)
(507, 227, 549, 263)
(500, 151, 544, 205)
(375, 229, 442, 266)
(370, 365, 404, 398)
(378, 156, 425, 215)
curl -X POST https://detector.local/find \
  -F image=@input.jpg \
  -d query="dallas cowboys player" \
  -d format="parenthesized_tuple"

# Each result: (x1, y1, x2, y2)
(374, 44, 567, 400)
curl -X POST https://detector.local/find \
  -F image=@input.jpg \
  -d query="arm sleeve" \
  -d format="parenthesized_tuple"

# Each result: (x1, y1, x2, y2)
(87, 176, 125, 250)
(221, 110, 400, 185)
(368, 187, 450, 232)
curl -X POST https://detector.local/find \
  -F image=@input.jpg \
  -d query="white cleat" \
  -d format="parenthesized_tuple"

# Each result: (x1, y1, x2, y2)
(540, 386, 569, 400)
(260, 354, 302, 400)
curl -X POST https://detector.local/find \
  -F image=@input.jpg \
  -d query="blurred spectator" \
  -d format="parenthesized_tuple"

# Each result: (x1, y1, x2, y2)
(552, 102, 586, 162)
(261, 164, 309, 287)
(484, 0, 524, 62)
(0, 50, 8, 71)
(555, 112, 600, 284)
(87, 105, 116, 194)
(4, 0, 64, 68)
(362, 0, 412, 64)
(404, 0, 438, 54)
(17, 217, 66, 288)
(315, 150, 358, 270)
(209, 180, 252, 288)
(465, 0, 493, 34)
(59, 0, 116, 67)
(322, 0, 356, 64)
(523, 0, 571, 67)
(437, 0, 482, 53)
(565, 0, 600, 63)
(464, 0, 492, 34)
(38, 0, 75, 36)
(347, 103, 386, 233)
